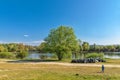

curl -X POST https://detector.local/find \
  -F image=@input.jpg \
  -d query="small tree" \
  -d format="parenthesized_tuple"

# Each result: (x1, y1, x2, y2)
(45, 26, 79, 60)
(16, 50, 28, 59)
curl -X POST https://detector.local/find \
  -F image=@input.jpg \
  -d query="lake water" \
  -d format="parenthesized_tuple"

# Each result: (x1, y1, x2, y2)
(27, 52, 120, 59)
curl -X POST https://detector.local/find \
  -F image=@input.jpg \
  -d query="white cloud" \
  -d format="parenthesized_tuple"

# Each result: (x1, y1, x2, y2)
(24, 35, 29, 37)
(85, 36, 120, 45)
(24, 40, 44, 46)
(0, 40, 44, 46)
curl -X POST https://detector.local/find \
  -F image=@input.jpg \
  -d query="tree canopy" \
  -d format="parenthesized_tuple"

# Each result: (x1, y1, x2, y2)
(44, 26, 79, 60)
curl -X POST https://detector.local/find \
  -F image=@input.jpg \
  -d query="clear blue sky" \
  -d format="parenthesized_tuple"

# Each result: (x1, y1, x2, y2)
(0, 0, 120, 45)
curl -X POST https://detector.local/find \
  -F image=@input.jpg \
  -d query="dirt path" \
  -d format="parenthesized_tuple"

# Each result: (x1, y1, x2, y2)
(3, 59, 120, 68)
(26, 62, 120, 68)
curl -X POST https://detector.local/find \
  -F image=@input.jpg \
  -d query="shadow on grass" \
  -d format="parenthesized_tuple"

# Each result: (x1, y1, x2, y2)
(7, 59, 59, 63)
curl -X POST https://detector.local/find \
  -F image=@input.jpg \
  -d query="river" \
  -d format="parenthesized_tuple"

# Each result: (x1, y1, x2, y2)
(104, 52, 120, 59)
(26, 52, 120, 59)
(26, 52, 54, 59)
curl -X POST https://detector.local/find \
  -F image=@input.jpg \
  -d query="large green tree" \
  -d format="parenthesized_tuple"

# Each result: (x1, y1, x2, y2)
(45, 26, 79, 60)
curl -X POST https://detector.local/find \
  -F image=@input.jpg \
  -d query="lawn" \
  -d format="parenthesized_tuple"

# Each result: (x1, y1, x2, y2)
(0, 61, 120, 80)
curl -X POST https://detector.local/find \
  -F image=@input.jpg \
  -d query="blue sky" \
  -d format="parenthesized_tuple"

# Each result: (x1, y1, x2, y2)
(0, 0, 120, 45)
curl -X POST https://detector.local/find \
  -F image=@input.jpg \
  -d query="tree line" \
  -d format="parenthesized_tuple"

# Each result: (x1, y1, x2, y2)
(0, 43, 36, 59)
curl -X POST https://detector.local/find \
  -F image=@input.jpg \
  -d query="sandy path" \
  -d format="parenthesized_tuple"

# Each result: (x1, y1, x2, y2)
(2, 60, 120, 68)
(26, 62, 120, 68)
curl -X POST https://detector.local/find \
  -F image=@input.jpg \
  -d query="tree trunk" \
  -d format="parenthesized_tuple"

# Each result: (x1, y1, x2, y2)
(57, 52, 63, 61)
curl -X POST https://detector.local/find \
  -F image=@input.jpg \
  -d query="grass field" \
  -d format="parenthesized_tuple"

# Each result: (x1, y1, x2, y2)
(0, 60, 120, 80)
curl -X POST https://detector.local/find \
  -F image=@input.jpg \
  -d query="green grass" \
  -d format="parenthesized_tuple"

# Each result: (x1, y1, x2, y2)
(0, 62, 119, 80)
(104, 58, 120, 64)
(0, 58, 120, 80)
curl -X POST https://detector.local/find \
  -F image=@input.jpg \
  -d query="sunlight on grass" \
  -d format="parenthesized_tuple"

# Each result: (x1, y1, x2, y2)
(0, 62, 119, 80)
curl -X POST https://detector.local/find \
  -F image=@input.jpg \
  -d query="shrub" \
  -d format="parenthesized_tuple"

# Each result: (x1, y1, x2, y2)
(39, 55, 48, 60)
(85, 53, 104, 59)
(51, 54, 57, 58)
(0, 52, 15, 59)
(16, 51, 28, 59)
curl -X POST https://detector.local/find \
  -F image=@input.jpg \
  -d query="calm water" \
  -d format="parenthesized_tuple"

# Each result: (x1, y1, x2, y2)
(26, 52, 54, 59)
(27, 52, 120, 59)
(104, 52, 120, 59)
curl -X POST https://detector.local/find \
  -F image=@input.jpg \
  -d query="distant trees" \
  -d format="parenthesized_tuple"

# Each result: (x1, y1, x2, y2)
(89, 44, 120, 52)
(44, 26, 79, 60)
(82, 42, 89, 51)
(7, 43, 17, 52)
(37, 42, 47, 53)
(0, 45, 6, 52)
(89, 43, 101, 52)
(0, 43, 31, 59)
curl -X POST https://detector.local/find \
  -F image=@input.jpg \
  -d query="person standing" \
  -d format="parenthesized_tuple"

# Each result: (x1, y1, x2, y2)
(102, 65, 105, 73)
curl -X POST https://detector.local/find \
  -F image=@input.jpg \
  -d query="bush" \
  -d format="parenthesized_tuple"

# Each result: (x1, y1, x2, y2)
(85, 53, 104, 59)
(39, 55, 48, 60)
(16, 51, 28, 59)
(0, 52, 15, 59)
(51, 54, 57, 58)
